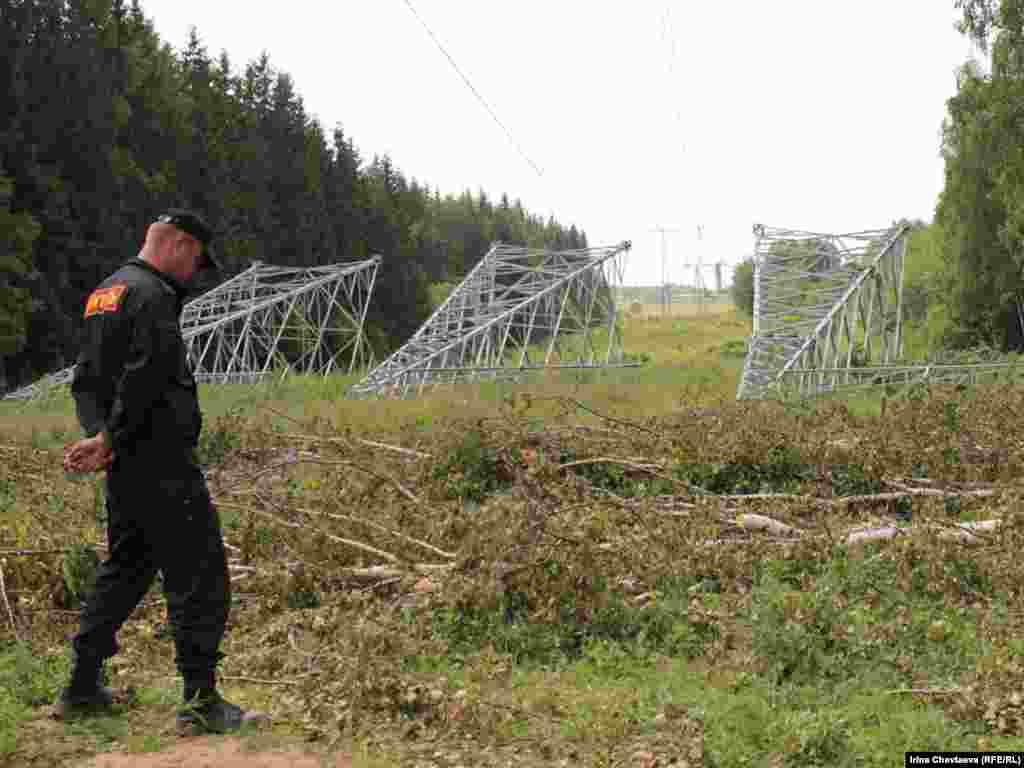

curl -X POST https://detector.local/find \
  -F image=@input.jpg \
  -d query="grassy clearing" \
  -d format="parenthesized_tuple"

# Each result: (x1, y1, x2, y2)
(0, 309, 753, 445)
(3, 308, 1024, 765)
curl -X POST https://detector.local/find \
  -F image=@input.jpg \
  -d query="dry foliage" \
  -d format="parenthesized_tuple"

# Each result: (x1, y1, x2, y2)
(2, 382, 1024, 763)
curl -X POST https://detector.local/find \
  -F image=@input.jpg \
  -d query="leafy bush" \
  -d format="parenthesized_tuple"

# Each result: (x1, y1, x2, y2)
(431, 428, 513, 502)
(680, 444, 809, 494)
(750, 575, 851, 685)
(829, 463, 884, 496)
(568, 458, 676, 498)
(60, 544, 100, 607)
(774, 709, 851, 766)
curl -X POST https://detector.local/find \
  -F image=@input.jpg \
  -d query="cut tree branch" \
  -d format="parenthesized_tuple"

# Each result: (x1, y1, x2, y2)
(0, 562, 19, 642)
(278, 432, 434, 460)
(217, 501, 403, 564)
(306, 507, 456, 561)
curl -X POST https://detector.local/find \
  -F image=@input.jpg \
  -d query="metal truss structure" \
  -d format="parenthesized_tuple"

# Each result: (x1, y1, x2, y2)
(768, 362, 1020, 392)
(347, 242, 633, 399)
(738, 224, 911, 400)
(2, 257, 380, 401)
(179, 258, 379, 384)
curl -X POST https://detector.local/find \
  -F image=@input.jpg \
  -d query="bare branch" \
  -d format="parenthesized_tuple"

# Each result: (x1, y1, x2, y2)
(0, 562, 20, 643)
(217, 501, 403, 564)
(305, 507, 456, 561)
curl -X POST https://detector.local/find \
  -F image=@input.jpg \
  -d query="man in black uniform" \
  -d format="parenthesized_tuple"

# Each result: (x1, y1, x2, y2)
(57, 210, 266, 735)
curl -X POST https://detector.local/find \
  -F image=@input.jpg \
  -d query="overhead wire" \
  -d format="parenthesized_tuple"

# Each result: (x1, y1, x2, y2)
(657, 7, 727, 291)
(654, 5, 689, 287)
(400, 0, 546, 180)
(660, 6, 686, 164)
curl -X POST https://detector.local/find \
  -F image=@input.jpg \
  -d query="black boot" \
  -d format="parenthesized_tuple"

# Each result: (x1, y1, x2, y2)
(177, 671, 268, 736)
(176, 689, 269, 736)
(52, 650, 114, 720)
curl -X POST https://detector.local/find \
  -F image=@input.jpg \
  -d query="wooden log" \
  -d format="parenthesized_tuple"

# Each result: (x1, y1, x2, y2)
(736, 513, 799, 536)
(937, 519, 1001, 545)
(845, 526, 904, 546)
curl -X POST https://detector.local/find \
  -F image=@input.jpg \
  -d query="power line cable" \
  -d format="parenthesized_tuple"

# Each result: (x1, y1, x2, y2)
(648, 7, 688, 288)
(401, 0, 545, 179)
(659, 6, 686, 164)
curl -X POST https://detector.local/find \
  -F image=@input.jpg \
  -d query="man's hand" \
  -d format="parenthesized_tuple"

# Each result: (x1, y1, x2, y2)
(63, 435, 114, 473)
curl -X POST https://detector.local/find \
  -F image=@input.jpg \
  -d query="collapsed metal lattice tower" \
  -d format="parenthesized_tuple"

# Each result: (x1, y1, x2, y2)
(2, 257, 380, 400)
(180, 258, 379, 384)
(347, 241, 632, 399)
(737, 224, 910, 399)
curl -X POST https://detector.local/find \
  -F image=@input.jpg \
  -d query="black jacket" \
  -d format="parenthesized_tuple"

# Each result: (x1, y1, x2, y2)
(71, 259, 202, 457)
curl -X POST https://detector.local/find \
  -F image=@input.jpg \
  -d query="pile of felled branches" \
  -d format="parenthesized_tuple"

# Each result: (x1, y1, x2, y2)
(187, 394, 1024, 605)
(3, 390, 1024, 645)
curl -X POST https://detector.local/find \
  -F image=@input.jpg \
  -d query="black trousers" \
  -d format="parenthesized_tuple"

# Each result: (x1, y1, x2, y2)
(72, 450, 230, 683)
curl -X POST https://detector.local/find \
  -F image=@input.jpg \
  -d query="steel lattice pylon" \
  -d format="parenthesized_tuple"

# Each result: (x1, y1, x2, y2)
(180, 258, 379, 384)
(347, 241, 633, 399)
(2, 257, 381, 400)
(738, 224, 910, 399)
(757, 362, 1020, 392)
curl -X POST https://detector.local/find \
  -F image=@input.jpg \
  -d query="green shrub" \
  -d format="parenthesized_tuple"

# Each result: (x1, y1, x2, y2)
(773, 709, 851, 766)
(679, 444, 809, 494)
(61, 544, 100, 607)
(750, 575, 850, 685)
(431, 428, 511, 502)
(829, 463, 884, 496)
(568, 459, 675, 498)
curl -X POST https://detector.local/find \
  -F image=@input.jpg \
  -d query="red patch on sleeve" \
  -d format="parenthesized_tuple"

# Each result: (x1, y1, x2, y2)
(84, 284, 127, 318)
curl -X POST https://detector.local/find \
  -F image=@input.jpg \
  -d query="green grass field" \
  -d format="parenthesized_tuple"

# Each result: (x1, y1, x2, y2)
(0, 309, 754, 449)
(2, 306, 1023, 766)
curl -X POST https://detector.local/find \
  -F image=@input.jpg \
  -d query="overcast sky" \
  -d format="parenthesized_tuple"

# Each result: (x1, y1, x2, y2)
(140, 1, 979, 287)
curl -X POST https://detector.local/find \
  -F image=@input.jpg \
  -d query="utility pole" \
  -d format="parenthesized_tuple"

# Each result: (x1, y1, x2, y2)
(651, 225, 681, 317)
(696, 225, 705, 313)
(681, 225, 706, 314)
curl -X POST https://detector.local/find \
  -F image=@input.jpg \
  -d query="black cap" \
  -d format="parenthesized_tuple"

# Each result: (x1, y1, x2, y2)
(156, 209, 221, 271)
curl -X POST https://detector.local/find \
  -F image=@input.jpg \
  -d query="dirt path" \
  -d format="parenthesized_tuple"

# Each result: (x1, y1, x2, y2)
(78, 738, 354, 768)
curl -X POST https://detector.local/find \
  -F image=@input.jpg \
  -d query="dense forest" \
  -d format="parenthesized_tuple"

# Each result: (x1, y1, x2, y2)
(0, 0, 588, 392)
